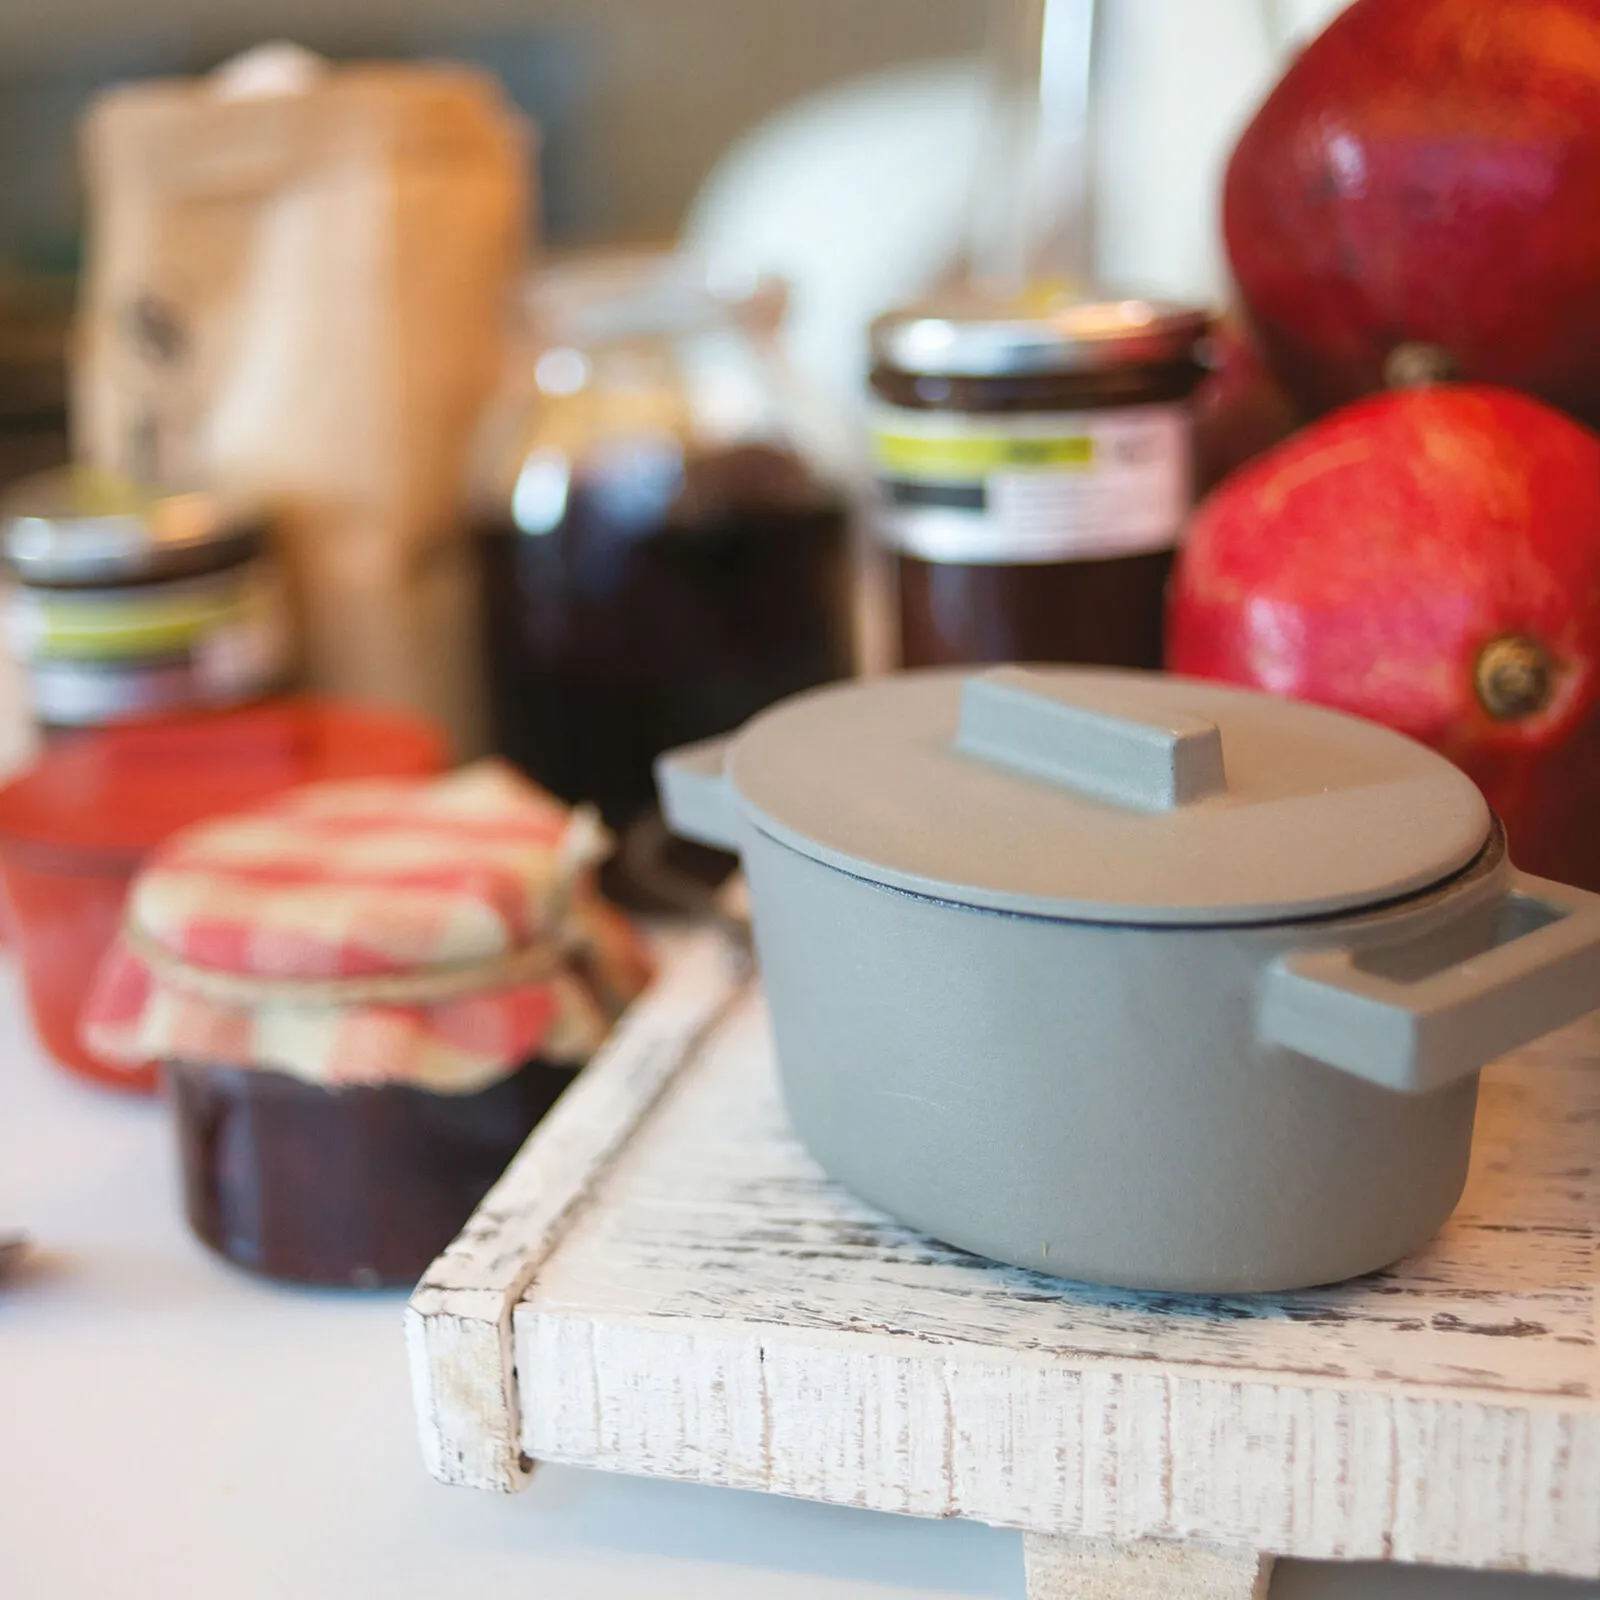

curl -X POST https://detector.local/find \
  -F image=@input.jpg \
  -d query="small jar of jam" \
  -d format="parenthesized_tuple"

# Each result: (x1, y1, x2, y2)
(163, 1058, 582, 1286)
(0, 468, 293, 732)
(81, 763, 652, 1286)
(868, 290, 1211, 670)
(470, 252, 854, 907)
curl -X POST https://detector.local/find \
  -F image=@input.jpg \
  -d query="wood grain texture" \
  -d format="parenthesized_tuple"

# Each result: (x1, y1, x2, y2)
(1023, 1533, 1273, 1599)
(506, 992, 1600, 1575)
(405, 926, 747, 1490)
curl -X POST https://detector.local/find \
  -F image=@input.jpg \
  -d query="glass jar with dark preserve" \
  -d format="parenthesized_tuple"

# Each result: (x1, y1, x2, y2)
(0, 467, 294, 732)
(471, 253, 855, 907)
(868, 290, 1211, 671)
(79, 763, 653, 1287)
(168, 1057, 579, 1287)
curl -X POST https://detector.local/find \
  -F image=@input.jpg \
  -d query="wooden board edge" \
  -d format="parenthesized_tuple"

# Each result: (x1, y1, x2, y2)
(406, 925, 750, 1492)
(514, 1309, 1600, 1575)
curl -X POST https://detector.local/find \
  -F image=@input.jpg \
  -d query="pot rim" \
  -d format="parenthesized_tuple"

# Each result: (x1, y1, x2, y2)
(747, 813, 1511, 935)
(720, 669, 1493, 929)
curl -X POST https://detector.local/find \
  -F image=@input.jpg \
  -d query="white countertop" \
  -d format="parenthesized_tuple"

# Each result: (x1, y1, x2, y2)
(0, 957, 1592, 1600)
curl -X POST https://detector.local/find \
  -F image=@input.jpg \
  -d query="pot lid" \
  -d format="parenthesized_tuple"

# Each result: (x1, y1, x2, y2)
(870, 285, 1210, 379)
(724, 667, 1492, 926)
(0, 697, 448, 861)
(0, 467, 263, 585)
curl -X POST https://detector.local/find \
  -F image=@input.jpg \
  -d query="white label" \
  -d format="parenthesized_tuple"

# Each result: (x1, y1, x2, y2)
(28, 659, 197, 725)
(2, 590, 45, 660)
(10, 561, 293, 724)
(870, 402, 1193, 565)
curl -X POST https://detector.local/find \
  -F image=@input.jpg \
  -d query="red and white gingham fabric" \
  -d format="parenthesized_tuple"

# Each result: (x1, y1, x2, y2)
(81, 762, 653, 1093)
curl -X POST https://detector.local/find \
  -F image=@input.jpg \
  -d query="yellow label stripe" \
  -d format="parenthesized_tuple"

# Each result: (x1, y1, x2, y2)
(28, 592, 260, 660)
(872, 431, 1096, 482)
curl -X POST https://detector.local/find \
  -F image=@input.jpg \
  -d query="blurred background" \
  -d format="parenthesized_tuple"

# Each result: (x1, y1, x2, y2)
(0, 0, 990, 476)
(0, 0, 989, 263)
(0, 0, 1357, 489)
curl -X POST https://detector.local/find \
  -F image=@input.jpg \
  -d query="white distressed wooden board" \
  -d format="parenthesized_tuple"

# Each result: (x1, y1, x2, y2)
(406, 924, 749, 1491)
(410, 951, 1600, 1591)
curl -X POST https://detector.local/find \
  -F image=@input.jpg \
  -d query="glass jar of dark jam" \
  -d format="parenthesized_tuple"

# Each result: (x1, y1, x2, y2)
(0, 468, 293, 733)
(169, 1057, 576, 1288)
(868, 290, 1210, 671)
(472, 253, 854, 907)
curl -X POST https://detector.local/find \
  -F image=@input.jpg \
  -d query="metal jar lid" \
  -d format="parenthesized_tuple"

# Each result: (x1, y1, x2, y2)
(870, 285, 1211, 380)
(720, 666, 1492, 928)
(0, 468, 265, 587)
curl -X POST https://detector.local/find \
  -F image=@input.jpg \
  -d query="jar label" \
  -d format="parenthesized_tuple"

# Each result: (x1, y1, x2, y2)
(869, 402, 1193, 564)
(6, 560, 293, 725)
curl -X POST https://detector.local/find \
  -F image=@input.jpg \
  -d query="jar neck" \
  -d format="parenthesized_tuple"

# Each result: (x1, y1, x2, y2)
(870, 358, 1205, 413)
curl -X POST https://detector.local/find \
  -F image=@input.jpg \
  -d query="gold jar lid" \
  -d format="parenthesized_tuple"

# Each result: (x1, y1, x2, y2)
(0, 468, 266, 587)
(871, 284, 1211, 380)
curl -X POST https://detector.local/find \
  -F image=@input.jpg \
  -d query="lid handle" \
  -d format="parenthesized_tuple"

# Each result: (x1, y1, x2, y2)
(955, 667, 1227, 810)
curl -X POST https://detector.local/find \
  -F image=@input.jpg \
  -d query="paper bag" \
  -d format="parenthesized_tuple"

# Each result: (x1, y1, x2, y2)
(74, 57, 532, 754)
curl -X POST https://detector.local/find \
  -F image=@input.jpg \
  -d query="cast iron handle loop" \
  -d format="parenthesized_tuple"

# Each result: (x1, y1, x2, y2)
(1259, 872, 1600, 1094)
(655, 736, 742, 854)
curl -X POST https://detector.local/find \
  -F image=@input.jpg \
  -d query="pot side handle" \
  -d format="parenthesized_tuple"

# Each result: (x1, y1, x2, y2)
(1258, 872, 1600, 1094)
(654, 737, 743, 854)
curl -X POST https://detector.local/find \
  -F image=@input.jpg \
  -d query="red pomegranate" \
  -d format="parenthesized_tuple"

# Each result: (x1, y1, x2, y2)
(1168, 385, 1600, 888)
(1225, 0, 1600, 430)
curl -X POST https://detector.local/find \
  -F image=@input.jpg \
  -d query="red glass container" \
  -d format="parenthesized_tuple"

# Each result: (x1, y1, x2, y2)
(0, 698, 447, 1090)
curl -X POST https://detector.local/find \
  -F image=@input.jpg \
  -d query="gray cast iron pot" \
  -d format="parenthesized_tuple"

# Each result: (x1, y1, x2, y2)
(657, 667, 1600, 1294)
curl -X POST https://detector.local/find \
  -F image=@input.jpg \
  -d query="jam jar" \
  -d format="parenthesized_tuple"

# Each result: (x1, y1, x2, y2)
(81, 763, 652, 1285)
(471, 252, 854, 906)
(0, 467, 293, 732)
(868, 290, 1210, 670)
(165, 1057, 579, 1286)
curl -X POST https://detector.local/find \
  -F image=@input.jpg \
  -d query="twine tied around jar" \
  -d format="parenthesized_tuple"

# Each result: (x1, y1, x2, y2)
(119, 919, 576, 1009)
